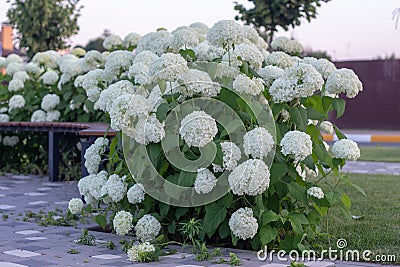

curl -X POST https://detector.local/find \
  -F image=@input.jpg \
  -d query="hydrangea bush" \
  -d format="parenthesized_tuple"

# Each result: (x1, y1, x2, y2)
(72, 19, 365, 260)
(2, 19, 366, 259)
(0, 50, 108, 174)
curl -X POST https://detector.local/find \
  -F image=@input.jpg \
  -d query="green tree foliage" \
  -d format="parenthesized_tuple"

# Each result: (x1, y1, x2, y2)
(234, 0, 331, 45)
(85, 38, 105, 52)
(85, 29, 111, 52)
(6, 0, 82, 58)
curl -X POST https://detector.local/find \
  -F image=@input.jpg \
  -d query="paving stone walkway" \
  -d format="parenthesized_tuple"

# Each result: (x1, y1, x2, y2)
(0, 169, 397, 267)
(342, 161, 400, 176)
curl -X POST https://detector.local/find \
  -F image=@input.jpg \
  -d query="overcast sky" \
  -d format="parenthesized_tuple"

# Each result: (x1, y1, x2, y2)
(1, 0, 399, 61)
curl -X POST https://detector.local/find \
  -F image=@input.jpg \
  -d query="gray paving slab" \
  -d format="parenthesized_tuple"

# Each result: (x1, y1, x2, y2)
(343, 161, 400, 175)
(0, 173, 397, 267)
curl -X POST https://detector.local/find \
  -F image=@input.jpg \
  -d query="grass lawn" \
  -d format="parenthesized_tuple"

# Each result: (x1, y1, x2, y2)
(320, 173, 400, 264)
(358, 146, 400, 163)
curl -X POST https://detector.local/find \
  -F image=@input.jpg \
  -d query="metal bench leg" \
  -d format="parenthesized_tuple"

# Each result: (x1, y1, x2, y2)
(48, 131, 61, 181)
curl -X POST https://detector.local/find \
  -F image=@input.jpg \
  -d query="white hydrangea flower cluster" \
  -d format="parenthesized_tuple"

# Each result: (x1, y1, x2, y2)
(31, 110, 47, 122)
(331, 139, 360, 161)
(265, 51, 295, 69)
(148, 53, 189, 81)
(82, 68, 107, 89)
(221, 142, 241, 171)
(207, 20, 245, 47)
(131, 114, 165, 145)
(243, 25, 259, 43)
(45, 110, 61, 122)
(134, 214, 161, 242)
(127, 51, 159, 84)
(41, 94, 60, 111)
(271, 36, 303, 54)
(58, 59, 83, 84)
(280, 131, 313, 161)
(179, 110, 218, 147)
(123, 32, 142, 48)
(269, 63, 324, 103)
(307, 186, 325, 199)
(25, 62, 42, 76)
(41, 70, 59, 85)
(313, 58, 337, 80)
(190, 22, 209, 34)
(109, 94, 134, 131)
(6, 54, 23, 65)
(95, 80, 135, 112)
(77, 171, 109, 205)
(128, 62, 148, 84)
(113, 210, 133, 236)
(6, 62, 24, 76)
(13, 71, 30, 82)
(84, 137, 109, 175)
(89, 171, 108, 200)
(127, 94, 152, 119)
(57, 57, 85, 88)
(32, 93, 61, 122)
(179, 69, 221, 97)
(8, 79, 24, 92)
(32, 50, 60, 69)
(243, 127, 274, 159)
(103, 35, 123, 50)
(127, 242, 156, 262)
(170, 28, 200, 52)
(104, 50, 135, 80)
(68, 198, 83, 215)
(194, 41, 225, 61)
(134, 50, 159, 66)
(300, 56, 318, 66)
(266, 51, 295, 69)
(0, 114, 10, 122)
(81, 69, 109, 102)
(8, 95, 26, 112)
(228, 159, 270, 196)
(84, 50, 104, 68)
(127, 183, 146, 204)
(257, 65, 284, 88)
(223, 43, 264, 69)
(101, 174, 127, 203)
(194, 168, 217, 194)
(232, 75, 264, 96)
(3, 136, 19, 146)
(70, 47, 86, 57)
(229, 207, 258, 240)
(325, 68, 363, 98)
(74, 75, 85, 88)
(136, 30, 171, 56)
(77, 175, 92, 199)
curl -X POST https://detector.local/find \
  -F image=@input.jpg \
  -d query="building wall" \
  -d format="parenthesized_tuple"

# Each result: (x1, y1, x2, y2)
(0, 24, 15, 56)
(331, 60, 400, 130)
(1, 24, 13, 52)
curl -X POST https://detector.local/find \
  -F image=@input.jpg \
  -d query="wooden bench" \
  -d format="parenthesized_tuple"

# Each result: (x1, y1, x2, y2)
(0, 122, 117, 181)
